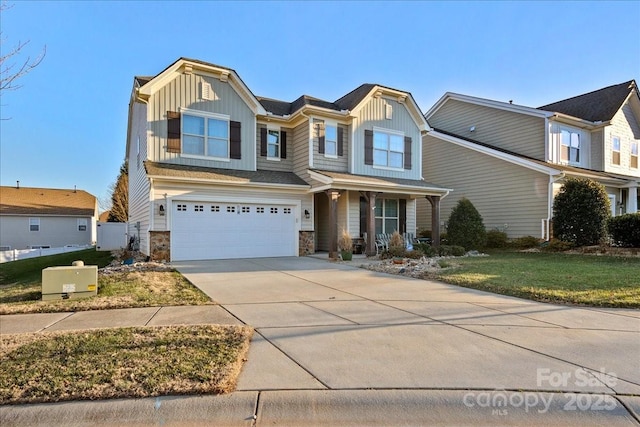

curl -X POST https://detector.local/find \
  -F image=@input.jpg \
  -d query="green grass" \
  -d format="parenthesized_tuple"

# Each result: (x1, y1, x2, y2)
(0, 325, 253, 404)
(433, 251, 640, 308)
(0, 249, 113, 286)
(0, 249, 212, 314)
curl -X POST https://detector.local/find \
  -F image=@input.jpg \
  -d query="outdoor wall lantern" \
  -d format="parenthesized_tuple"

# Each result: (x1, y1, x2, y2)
(159, 204, 165, 216)
(304, 209, 310, 219)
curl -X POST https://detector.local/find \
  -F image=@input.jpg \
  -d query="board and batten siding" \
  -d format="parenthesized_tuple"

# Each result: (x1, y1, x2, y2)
(351, 97, 422, 179)
(128, 100, 151, 255)
(429, 100, 546, 161)
(256, 124, 294, 172)
(147, 73, 256, 171)
(418, 134, 550, 238)
(603, 99, 640, 177)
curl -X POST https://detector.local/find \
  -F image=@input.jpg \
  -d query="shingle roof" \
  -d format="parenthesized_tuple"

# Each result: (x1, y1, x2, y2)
(334, 84, 377, 111)
(0, 186, 97, 216)
(538, 80, 637, 122)
(134, 76, 153, 86)
(144, 161, 309, 186)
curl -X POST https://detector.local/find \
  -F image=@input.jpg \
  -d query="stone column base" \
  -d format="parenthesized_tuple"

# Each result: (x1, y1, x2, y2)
(150, 231, 170, 262)
(299, 231, 315, 256)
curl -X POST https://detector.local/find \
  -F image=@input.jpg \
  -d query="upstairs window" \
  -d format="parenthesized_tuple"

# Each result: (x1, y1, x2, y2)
(612, 136, 621, 165)
(267, 129, 280, 158)
(183, 113, 229, 158)
(631, 141, 638, 169)
(374, 130, 404, 168)
(166, 110, 241, 160)
(560, 129, 581, 165)
(325, 124, 338, 157)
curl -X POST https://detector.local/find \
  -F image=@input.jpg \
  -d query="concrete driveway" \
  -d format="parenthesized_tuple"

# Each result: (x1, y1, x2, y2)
(174, 257, 640, 410)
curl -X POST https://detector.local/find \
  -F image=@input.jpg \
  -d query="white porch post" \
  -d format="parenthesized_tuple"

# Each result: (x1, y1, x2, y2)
(627, 186, 638, 213)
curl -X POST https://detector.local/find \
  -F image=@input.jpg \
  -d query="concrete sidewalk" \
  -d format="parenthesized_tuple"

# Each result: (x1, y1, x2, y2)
(1, 256, 639, 426)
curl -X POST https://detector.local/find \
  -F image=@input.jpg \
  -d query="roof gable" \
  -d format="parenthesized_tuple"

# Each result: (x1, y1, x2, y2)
(0, 186, 97, 216)
(538, 80, 638, 122)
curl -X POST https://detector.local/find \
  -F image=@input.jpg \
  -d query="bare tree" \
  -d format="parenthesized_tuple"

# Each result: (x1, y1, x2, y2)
(1, 2, 46, 92)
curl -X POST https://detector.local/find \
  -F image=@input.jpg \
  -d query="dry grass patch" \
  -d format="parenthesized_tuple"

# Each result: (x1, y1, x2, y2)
(0, 325, 253, 404)
(0, 271, 212, 315)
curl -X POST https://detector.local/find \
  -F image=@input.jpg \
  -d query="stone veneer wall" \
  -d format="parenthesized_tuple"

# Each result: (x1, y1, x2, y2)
(299, 231, 315, 256)
(150, 231, 170, 262)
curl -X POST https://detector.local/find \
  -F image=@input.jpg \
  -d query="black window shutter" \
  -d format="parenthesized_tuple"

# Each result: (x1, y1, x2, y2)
(280, 131, 287, 159)
(399, 199, 407, 234)
(337, 127, 344, 156)
(260, 127, 267, 157)
(230, 121, 241, 159)
(167, 111, 181, 153)
(318, 123, 325, 154)
(364, 129, 373, 165)
(404, 136, 412, 169)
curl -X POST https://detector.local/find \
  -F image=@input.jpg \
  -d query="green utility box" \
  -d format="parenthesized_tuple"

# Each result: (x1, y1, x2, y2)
(42, 265, 98, 301)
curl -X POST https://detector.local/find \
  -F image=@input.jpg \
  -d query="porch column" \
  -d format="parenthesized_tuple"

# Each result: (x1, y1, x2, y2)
(361, 191, 378, 256)
(325, 189, 342, 259)
(426, 195, 441, 247)
(627, 186, 638, 213)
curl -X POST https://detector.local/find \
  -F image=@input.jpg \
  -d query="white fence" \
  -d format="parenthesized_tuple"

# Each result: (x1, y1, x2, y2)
(0, 245, 94, 263)
(96, 222, 128, 251)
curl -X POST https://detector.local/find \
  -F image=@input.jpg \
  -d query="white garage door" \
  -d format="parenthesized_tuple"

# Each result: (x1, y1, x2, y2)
(171, 201, 297, 261)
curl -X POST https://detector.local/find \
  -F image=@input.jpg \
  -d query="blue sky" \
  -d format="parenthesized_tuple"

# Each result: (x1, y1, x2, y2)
(1, 1, 639, 210)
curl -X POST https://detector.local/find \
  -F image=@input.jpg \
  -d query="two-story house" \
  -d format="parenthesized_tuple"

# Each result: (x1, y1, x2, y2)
(126, 58, 450, 261)
(417, 80, 640, 239)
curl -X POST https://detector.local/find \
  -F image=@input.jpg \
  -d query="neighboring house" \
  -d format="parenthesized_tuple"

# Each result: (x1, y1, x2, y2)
(0, 185, 98, 250)
(126, 57, 450, 261)
(98, 211, 110, 222)
(417, 80, 640, 239)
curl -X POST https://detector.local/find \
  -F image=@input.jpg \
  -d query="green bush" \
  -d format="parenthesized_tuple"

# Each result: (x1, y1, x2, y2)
(438, 245, 466, 257)
(511, 236, 541, 249)
(485, 230, 509, 248)
(542, 239, 575, 252)
(405, 249, 425, 259)
(608, 213, 640, 247)
(417, 228, 431, 238)
(552, 178, 610, 246)
(446, 198, 487, 250)
(414, 242, 436, 257)
(380, 246, 406, 259)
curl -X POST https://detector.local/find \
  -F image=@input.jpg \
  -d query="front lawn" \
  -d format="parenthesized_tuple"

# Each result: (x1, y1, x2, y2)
(0, 325, 253, 404)
(432, 251, 640, 308)
(0, 249, 211, 314)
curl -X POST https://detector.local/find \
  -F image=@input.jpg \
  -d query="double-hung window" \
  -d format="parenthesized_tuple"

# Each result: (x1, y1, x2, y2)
(182, 111, 229, 158)
(325, 124, 338, 157)
(267, 129, 280, 158)
(29, 218, 40, 232)
(373, 129, 404, 169)
(612, 136, 621, 165)
(560, 129, 581, 165)
(631, 141, 638, 169)
(78, 219, 88, 232)
(374, 199, 398, 234)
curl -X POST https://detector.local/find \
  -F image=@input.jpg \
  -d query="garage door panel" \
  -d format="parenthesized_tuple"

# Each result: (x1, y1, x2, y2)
(172, 201, 297, 261)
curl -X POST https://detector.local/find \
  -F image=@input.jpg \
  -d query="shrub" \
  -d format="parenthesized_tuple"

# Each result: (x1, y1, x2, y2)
(542, 239, 575, 252)
(511, 236, 541, 249)
(485, 230, 509, 248)
(417, 228, 431, 239)
(608, 213, 640, 247)
(552, 178, 610, 247)
(414, 242, 436, 257)
(438, 245, 466, 257)
(338, 229, 353, 252)
(446, 198, 487, 250)
(389, 231, 404, 251)
(380, 246, 406, 259)
(405, 249, 425, 259)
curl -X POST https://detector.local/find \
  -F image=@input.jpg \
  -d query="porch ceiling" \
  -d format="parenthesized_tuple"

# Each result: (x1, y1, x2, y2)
(308, 169, 452, 197)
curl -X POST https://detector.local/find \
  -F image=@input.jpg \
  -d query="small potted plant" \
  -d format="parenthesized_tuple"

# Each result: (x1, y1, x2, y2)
(338, 229, 353, 261)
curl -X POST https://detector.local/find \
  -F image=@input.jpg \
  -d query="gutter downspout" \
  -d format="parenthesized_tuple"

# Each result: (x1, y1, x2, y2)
(546, 172, 565, 240)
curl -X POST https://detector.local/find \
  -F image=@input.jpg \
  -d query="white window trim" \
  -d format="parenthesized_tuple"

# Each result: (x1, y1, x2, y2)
(266, 125, 281, 161)
(558, 126, 582, 167)
(372, 126, 405, 169)
(29, 218, 40, 232)
(612, 136, 621, 166)
(180, 108, 231, 160)
(375, 198, 399, 234)
(324, 120, 338, 158)
(630, 141, 638, 169)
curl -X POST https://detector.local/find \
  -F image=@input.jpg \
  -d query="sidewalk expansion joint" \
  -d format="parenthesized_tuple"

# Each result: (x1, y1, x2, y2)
(39, 311, 75, 332)
(143, 306, 163, 326)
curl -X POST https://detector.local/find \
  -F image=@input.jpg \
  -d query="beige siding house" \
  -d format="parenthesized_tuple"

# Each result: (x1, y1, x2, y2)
(0, 185, 98, 250)
(126, 58, 449, 261)
(419, 80, 640, 239)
